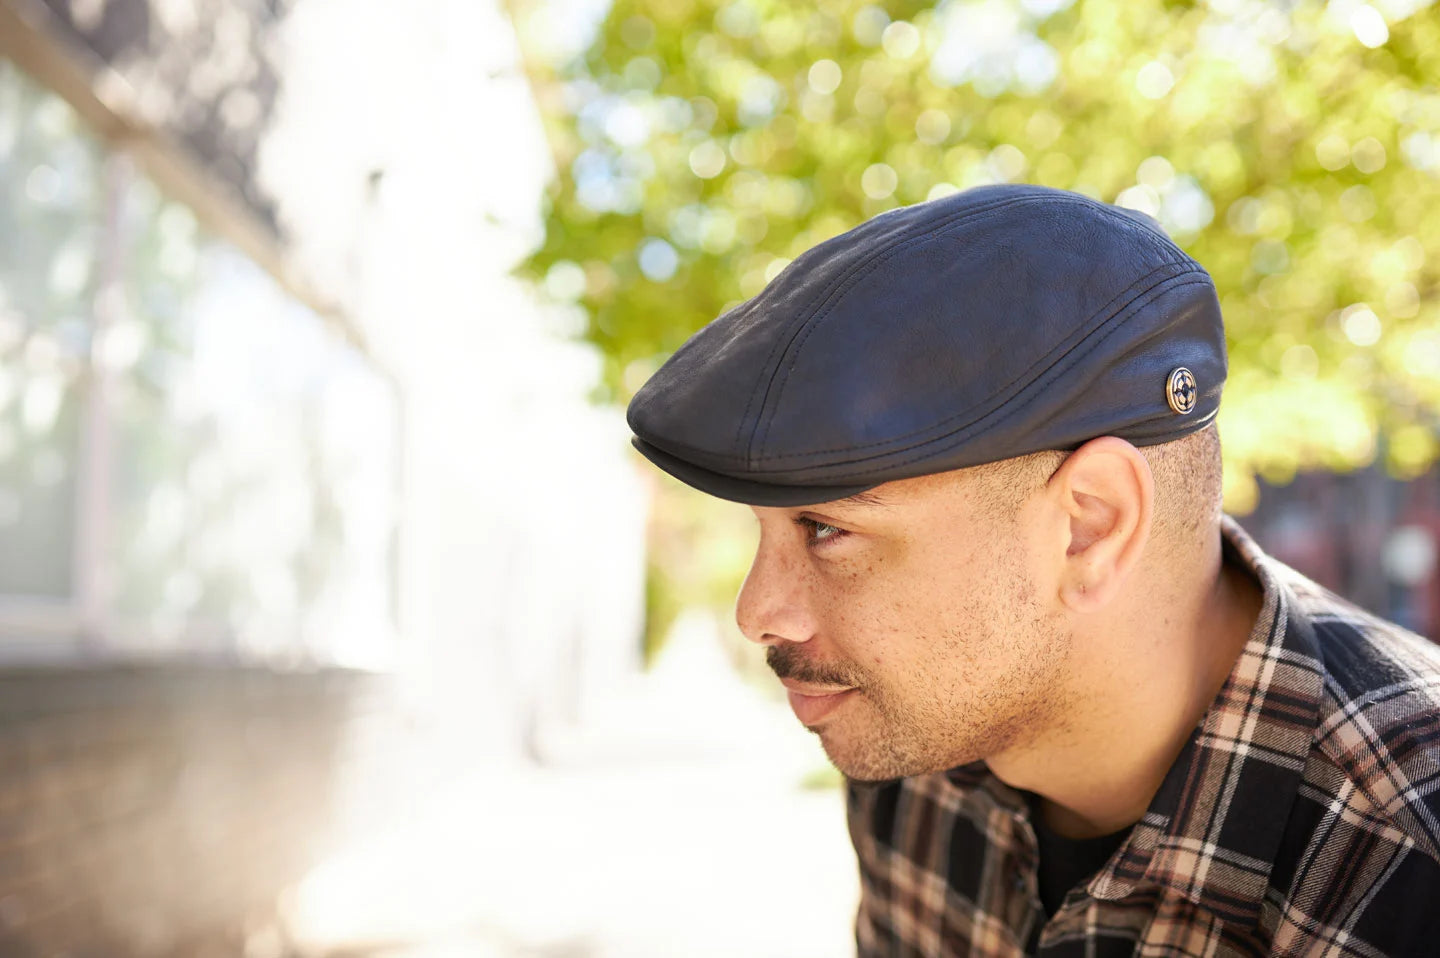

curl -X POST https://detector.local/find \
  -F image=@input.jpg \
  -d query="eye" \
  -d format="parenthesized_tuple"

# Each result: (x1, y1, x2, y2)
(796, 516, 847, 546)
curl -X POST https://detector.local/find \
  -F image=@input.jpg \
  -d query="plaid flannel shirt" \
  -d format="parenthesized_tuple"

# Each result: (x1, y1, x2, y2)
(847, 517, 1440, 957)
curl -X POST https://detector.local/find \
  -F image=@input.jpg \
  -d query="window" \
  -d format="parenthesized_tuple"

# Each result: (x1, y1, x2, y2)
(0, 61, 399, 666)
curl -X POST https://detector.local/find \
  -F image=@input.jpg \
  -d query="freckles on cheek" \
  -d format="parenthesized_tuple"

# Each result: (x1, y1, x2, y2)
(817, 551, 901, 665)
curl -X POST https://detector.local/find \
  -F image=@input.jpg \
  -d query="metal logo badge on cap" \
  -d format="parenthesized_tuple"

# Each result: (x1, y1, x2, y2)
(1166, 367, 1197, 415)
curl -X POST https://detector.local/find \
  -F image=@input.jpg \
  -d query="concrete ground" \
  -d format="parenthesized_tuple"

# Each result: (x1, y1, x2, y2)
(281, 625, 861, 958)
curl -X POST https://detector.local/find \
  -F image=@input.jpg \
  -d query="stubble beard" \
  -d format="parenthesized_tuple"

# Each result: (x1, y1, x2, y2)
(771, 603, 1073, 784)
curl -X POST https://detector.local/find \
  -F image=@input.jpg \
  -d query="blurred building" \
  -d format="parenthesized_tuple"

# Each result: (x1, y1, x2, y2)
(1248, 465, 1440, 640)
(0, 0, 646, 954)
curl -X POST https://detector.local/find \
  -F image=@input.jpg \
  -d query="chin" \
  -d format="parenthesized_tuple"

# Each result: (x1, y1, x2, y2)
(819, 735, 949, 784)
(835, 766, 905, 786)
(820, 721, 987, 783)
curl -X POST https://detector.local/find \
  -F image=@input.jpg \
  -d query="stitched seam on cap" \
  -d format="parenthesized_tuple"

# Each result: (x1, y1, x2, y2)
(637, 431, 761, 473)
(743, 196, 1079, 461)
(750, 199, 1189, 463)
(735, 194, 1032, 461)
(747, 260, 1197, 463)
(736, 192, 1055, 465)
(807, 276, 1216, 478)
(646, 263, 1198, 473)
(636, 437, 875, 499)
(766, 272, 1208, 472)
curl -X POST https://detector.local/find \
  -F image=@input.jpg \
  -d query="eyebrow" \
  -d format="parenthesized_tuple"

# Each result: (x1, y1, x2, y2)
(835, 490, 889, 507)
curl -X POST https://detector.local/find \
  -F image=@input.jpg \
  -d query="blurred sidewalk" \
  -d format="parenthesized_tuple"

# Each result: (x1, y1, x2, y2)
(281, 617, 861, 958)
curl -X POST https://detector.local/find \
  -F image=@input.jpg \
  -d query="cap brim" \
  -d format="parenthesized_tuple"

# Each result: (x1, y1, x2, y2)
(631, 438, 879, 507)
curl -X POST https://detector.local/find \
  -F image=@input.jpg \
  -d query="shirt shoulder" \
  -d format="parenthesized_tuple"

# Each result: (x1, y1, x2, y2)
(1249, 559, 1440, 954)
(1280, 561, 1440, 861)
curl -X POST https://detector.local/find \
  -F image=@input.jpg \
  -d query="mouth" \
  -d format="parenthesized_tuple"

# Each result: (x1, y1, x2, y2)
(780, 678, 858, 726)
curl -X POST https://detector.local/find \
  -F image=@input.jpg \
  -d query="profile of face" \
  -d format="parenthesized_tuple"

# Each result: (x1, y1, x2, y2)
(736, 468, 1077, 782)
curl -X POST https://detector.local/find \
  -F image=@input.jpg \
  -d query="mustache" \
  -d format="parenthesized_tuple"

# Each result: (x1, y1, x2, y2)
(766, 644, 865, 688)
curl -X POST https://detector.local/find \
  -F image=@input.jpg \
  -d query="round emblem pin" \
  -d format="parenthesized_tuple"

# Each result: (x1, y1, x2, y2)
(1166, 367, 1197, 415)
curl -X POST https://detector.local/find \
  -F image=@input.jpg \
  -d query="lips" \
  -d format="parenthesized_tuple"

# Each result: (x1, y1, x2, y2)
(781, 679, 857, 725)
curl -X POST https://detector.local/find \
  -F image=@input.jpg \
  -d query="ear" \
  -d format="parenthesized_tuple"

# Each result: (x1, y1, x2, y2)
(1046, 437, 1153, 612)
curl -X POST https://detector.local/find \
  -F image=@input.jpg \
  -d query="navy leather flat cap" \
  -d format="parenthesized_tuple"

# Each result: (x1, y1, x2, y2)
(627, 184, 1226, 506)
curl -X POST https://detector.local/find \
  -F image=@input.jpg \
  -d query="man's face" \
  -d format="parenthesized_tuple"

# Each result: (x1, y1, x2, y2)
(735, 468, 1075, 782)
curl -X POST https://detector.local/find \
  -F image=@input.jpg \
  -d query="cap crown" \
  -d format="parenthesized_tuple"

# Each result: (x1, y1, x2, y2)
(628, 185, 1226, 505)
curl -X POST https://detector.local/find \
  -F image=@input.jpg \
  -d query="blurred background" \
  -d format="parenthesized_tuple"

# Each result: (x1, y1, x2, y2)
(0, 0, 1436, 954)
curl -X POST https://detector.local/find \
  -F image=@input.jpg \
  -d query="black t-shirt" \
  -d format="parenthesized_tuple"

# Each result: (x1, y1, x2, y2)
(1029, 801, 1132, 917)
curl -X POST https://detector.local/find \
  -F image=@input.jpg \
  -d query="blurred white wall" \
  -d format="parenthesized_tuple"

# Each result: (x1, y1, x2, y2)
(257, 0, 648, 760)
(242, 4, 860, 954)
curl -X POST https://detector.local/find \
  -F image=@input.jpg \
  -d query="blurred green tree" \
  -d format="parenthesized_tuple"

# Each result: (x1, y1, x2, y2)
(515, 0, 1440, 653)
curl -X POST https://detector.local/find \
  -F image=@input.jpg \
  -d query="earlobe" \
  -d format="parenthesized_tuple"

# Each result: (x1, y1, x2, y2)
(1051, 438, 1154, 612)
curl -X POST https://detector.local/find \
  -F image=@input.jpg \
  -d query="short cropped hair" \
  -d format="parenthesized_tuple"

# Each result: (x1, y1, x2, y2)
(970, 425, 1223, 551)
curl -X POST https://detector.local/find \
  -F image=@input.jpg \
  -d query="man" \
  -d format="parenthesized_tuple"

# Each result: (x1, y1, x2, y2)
(626, 184, 1440, 956)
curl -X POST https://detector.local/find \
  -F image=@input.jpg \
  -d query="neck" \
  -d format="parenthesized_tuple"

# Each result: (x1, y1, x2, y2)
(987, 526, 1263, 838)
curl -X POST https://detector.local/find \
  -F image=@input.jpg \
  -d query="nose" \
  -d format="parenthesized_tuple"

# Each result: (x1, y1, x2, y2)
(734, 533, 816, 647)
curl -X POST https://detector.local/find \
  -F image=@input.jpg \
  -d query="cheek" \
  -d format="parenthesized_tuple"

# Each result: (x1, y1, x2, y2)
(875, 559, 1014, 667)
(813, 537, 1024, 668)
(828, 570, 945, 671)
(808, 558, 899, 654)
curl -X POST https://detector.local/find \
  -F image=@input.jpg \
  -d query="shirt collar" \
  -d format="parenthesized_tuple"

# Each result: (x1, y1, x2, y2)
(1086, 516, 1326, 928)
